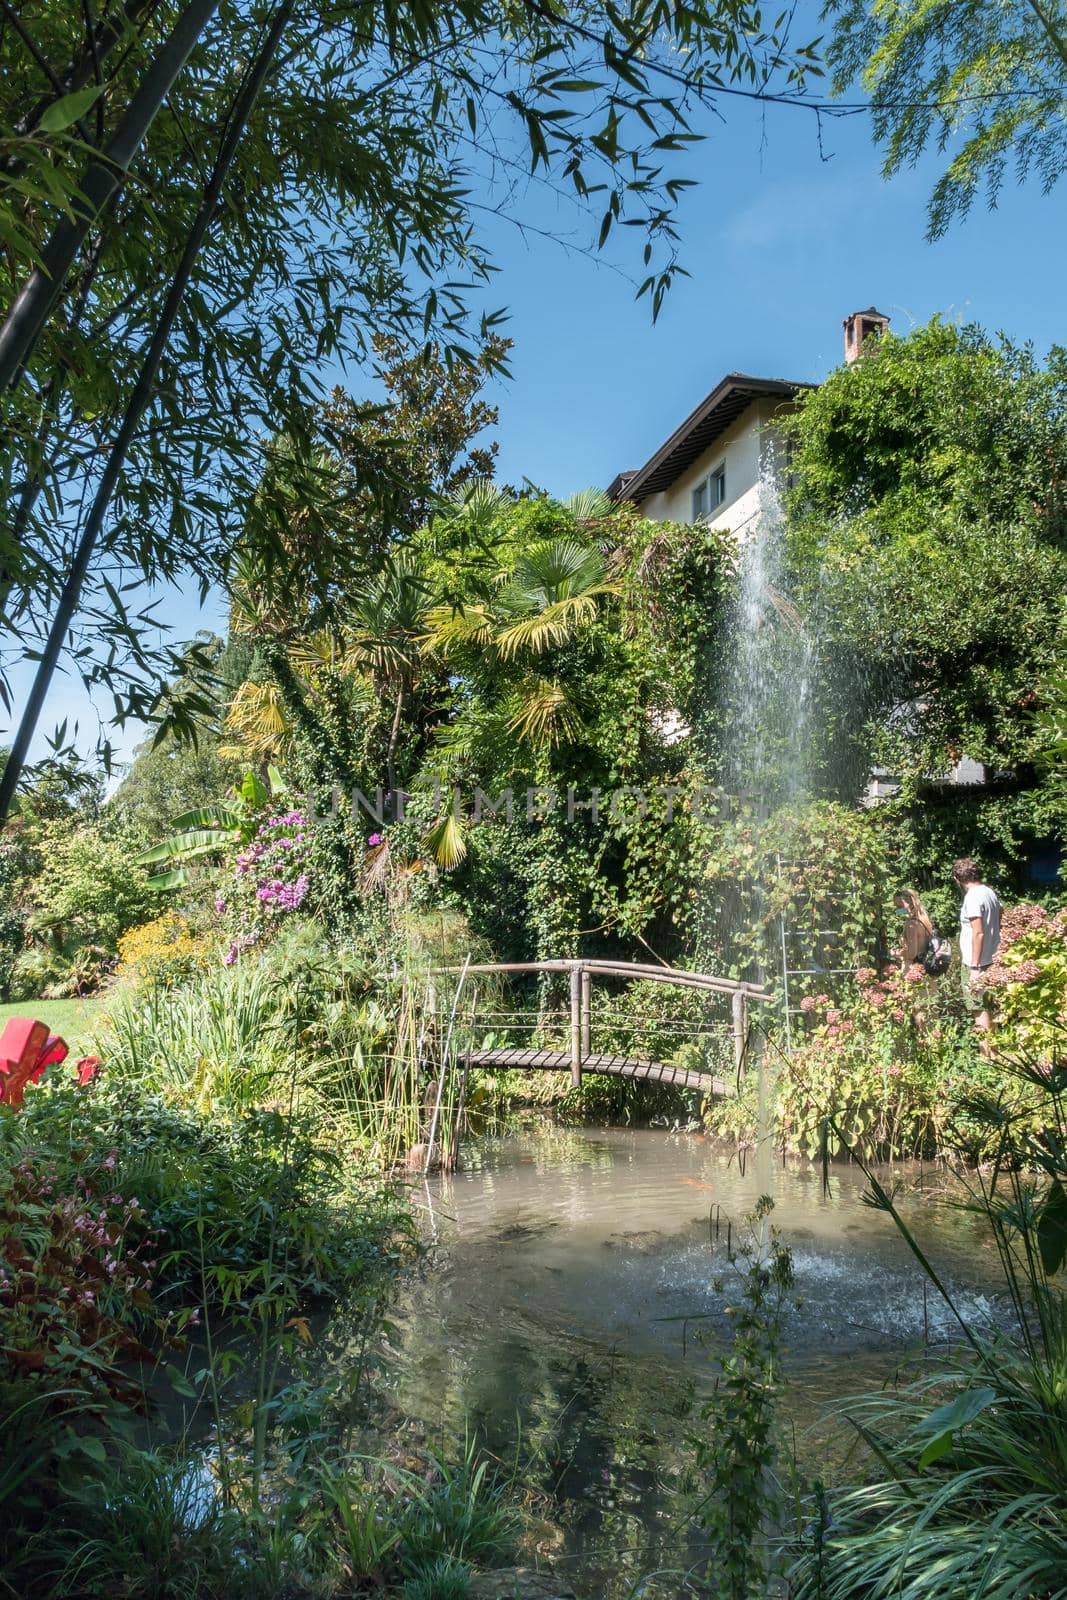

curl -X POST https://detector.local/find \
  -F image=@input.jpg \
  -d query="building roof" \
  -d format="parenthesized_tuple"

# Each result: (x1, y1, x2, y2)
(609, 372, 812, 503)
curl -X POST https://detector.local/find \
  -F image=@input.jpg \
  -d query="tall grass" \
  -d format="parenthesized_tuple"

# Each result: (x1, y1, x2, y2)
(99, 964, 286, 1111)
(96, 949, 460, 1168)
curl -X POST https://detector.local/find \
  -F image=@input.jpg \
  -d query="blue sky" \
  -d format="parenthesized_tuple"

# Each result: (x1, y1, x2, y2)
(12, 86, 1067, 778)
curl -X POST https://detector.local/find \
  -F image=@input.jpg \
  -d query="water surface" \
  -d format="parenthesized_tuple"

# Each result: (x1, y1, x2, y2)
(365, 1122, 1003, 1597)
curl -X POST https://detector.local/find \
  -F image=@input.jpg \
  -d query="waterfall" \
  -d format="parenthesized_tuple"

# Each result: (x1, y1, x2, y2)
(728, 461, 814, 809)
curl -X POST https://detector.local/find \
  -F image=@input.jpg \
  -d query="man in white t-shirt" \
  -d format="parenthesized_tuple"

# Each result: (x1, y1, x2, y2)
(952, 857, 1001, 1034)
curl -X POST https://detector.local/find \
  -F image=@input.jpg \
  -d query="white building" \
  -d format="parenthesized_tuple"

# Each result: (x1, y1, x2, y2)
(607, 308, 889, 530)
(607, 307, 988, 794)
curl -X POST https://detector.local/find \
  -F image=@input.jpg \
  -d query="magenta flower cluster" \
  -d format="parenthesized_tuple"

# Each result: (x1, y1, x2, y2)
(218, 809, 314, 964)
(257, 873, 309, 910)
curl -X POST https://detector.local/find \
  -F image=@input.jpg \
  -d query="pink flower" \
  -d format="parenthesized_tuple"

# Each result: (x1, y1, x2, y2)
(856, 968, 876, 984)
(887, 1064, 902, 1077)
(367, 832, 383, 847)
(892, 1007, 905, 1022)
(825, 1009, 840, 1024)
(904, 963, 925, 983)
(816, 994, 831, 1006)
(839, 1019, 855, 1035)
(799, 995, 817, 1013)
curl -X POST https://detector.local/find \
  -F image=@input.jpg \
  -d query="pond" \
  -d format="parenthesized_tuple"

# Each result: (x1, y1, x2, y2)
(361, 1122, 1006, 1598)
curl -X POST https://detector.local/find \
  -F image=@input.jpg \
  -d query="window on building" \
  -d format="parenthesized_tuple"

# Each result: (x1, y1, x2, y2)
(692, 462, 727, 521)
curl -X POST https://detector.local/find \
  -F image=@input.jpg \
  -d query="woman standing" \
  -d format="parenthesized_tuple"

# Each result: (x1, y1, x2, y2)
(894, 888, 934, 969)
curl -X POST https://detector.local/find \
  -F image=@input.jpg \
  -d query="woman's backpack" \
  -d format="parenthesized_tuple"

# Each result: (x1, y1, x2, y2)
(921, 928, 952, 977)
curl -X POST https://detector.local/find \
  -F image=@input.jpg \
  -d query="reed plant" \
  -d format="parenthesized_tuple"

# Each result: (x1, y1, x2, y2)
(98, 963, 287, 1112)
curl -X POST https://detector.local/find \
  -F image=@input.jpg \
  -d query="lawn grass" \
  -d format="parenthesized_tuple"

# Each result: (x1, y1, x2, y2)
(0, 996, 102, 1053)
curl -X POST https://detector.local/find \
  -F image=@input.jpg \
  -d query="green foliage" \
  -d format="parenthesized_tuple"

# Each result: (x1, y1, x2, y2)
(100, 966, 289, 1112)
(6, 1077, 411, 1318)
(771, 974, 1003, 1162)
(401, 1559, 473, 1599)
(396, 1443, 518, 1576)
(320, 334, 509, 565)
(53, 1448, 258, 1600)
(788, 1056, 1067, 1599)
(826, 0, 1067, 238)
(699, 800, 892, 989)
(690, 1199, 794, 1599)
(0, 1154, 160, 1428)
(137, 766, 284, 891)
(111, 730, 244, 850)
(782, 320, 1067, 855)
(0, 829, 33, 993)
(116, 910, 215, 992)
(984, 901, 1067, 1062)
(29, 820, 153, 950)
(0, 0, 817, 781)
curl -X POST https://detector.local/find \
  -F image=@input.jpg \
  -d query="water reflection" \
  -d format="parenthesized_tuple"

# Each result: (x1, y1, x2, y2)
(349, 1124, 1004, 1598)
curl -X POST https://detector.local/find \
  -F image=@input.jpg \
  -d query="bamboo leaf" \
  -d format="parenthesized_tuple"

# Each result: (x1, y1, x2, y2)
(38, 85, 105, 133)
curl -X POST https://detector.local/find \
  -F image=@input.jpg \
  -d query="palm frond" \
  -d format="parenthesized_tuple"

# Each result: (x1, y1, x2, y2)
(223, 679, 291, 761)
(420, 811, 468, 869)
(504, 536, 613, 611)
(496, 593, 600, 658)
(564, 486, 614, 521)
(420, 603, 496, 657)
(506, 677, 584, 747)
(441, 479, 509, 531)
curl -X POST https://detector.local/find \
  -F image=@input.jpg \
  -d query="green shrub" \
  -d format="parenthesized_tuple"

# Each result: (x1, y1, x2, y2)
(98, 964, 288, 1112)
(402, 1557, 473, 1600)
(8, 945, 72, 1001)
(116, 910, 216, 992)
(691, 1200, 794, 1599)
(30, 821, 154, 950)
(984, 900, 1067, 1062)
(708, 965, 1016, 1162)
(5, 1079, 413, 1318)
(698, 800, 892, 992)
(397, 1442, 518, 1576)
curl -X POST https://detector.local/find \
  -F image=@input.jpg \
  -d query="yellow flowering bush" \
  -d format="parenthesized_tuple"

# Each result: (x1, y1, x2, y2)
(116, 911, 214, 991)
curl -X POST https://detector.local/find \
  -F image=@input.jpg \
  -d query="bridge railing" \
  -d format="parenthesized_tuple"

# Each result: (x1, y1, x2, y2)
(428, 958, 770, 1088)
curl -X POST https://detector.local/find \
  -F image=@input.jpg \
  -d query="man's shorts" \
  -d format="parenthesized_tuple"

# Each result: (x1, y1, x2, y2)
(961, 964, 988, 1014)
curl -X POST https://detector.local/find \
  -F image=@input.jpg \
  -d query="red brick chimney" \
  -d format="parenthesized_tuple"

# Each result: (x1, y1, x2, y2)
(843, 306, 890, 364)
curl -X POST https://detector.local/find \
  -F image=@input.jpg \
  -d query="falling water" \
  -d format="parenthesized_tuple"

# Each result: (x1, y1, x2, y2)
(720, 461, 819, 1198)
(728, 461, 815, 808)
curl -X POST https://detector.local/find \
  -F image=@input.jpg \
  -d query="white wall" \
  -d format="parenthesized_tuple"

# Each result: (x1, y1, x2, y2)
(635, 399, 792, 535)
(633, 398, 793, 531)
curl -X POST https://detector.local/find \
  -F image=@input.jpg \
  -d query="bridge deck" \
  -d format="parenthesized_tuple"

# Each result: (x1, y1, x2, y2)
(465, 1046, 727, 1097)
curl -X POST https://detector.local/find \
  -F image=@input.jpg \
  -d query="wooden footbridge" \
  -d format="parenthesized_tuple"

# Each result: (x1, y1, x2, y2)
(427, 958, 769, 1100)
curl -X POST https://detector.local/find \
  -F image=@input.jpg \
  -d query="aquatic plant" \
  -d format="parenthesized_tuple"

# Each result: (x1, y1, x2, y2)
(787, 1054, 1067, 1597)
(690, 1198, 795, 1600)
(396, 1438, 519, 1575)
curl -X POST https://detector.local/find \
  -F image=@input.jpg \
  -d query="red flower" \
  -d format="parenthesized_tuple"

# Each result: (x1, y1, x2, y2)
(75, 1056, 101, 1086)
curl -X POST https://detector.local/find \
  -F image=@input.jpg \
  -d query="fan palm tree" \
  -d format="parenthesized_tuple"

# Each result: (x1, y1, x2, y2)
(340, 555, 429, 794)
(423, 534, 616, 751)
